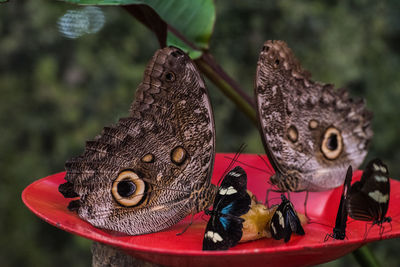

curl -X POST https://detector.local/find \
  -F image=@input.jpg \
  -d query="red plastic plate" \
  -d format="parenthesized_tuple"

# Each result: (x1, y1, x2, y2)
(22, 154, 400, 267)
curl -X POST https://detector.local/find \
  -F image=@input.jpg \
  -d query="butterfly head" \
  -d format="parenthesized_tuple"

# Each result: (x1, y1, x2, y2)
(193, 183, 218, 214)
(150, 47, 188, 81)
(270, 170, 301, 192)
(257, 40, 310, 86)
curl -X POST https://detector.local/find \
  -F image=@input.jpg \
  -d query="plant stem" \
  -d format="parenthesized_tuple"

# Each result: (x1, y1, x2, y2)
(352, 246, 380, 267)
(200, 52, 256, 109)
(195, 57, 257, 125)
(166, 24, 257, 123)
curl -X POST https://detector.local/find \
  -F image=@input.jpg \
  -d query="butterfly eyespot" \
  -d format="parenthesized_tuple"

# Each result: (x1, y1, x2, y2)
(141, 153, 155, 163)
(308, 119, 319, 130)
(171, 145, 188, 165)
(321, 127, 343, 160)
(112, 170, 146, 207)
(165, 72, 175, 82)
(117, 180, 136, 197)
(287, 125, 298, 143)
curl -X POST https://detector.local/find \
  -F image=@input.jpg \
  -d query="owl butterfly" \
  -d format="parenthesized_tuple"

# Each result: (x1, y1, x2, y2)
(270, 194, 305, 243)
(325, 165, 352, 241)
(203, 166, 251, 250)
(58, 46, 218, 235)
(348, 159, 391, 230)
(255, 40, 373, 192)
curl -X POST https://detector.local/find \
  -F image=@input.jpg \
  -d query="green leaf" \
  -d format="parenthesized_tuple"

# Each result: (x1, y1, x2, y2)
(62, 0, 216, 58)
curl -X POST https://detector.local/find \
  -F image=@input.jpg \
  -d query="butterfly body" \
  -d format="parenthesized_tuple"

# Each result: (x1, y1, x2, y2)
(325, 165, 353, 241)
(255, 40, 373, 192)
(347, 159, 391, 226)
(203, 166, 251, 250)
(270, 195, 305, 243)
(59, 47, 217, 235)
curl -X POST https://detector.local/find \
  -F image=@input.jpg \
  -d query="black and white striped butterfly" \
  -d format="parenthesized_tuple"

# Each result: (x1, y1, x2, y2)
(270, 194, 305, 242)
(325, 165, 353, 241)
(347, 158, 391, 228)
(202, 166, 251, 250)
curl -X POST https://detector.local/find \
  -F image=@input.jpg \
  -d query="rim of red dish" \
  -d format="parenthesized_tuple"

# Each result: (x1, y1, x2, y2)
(21, 153, 399, 256)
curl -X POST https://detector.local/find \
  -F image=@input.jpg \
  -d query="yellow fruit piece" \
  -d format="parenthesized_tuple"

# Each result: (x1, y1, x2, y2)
(240, 190, 277, 242)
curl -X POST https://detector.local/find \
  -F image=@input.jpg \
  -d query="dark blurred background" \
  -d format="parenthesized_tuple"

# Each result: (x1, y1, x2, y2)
(1, 0, 400, 266)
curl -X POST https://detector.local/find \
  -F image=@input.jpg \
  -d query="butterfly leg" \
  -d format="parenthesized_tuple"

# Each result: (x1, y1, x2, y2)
(304, 191, 310, 221)
(381, 221, 393, 237)
(363, 222, 373, 240)
(265, 188, 272, 208)
(176, 213, 195, 236)
(324, 233, 333, 242)
(379, 224, 385, 237)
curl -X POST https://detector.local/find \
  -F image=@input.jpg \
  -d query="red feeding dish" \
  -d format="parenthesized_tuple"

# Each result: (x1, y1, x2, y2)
(22, 154, 400, 267)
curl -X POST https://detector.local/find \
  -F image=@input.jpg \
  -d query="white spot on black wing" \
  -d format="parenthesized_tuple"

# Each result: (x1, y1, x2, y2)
(228, 171, 241, 177)
(205, 231, 223, 243)
(374, 175, 388, 182)
(277, 210, 285, 228)
(368, 190, 389, 203)
(219, 186, 237, 195)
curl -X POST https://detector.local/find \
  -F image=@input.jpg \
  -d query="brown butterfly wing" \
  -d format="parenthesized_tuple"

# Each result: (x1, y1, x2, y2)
(255, 40, 373, 192)
(60, 47, 216, 235)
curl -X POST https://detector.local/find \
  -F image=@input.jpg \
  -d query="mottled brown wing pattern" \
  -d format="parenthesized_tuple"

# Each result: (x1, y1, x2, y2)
(59, 47, 217, 235)
(255, 40, 373, 192)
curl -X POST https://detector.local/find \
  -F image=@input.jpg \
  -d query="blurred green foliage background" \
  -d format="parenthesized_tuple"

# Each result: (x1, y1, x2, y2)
(1, 0, 400, 266)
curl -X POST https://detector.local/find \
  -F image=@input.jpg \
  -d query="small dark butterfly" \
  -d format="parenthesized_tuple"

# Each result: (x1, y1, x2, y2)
(347, 158, 391, 227)
(203, 166, 251, 250)
(270, 194, 305, 243)
(325, 165, 353, 241)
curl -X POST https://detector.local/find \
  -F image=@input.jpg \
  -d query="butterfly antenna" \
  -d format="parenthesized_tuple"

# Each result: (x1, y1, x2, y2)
(223, 156, 270, 174)
(176, 213, 195, 236)
(264, 186, 286, 206)
(287, 192, 291, 202)
(217, 144, 246, 186)
(265, 188, 272, 207)
(299, 154, 313, 170)
(264, 195, 282, 208)
(257, 154, 275, 176)
(307, 220, 333, 229)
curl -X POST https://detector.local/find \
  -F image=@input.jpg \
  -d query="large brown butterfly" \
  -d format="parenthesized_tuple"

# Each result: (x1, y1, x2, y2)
(59, 47, 217, 235)
(255, 40, 373, 192)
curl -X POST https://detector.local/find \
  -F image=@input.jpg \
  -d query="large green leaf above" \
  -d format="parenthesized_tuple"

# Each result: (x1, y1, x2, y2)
(62, 0, 216, 58)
